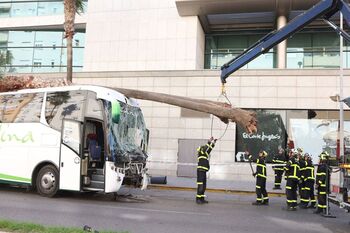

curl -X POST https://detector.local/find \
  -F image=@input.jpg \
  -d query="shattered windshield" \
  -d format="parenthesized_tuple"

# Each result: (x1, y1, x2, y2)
(104, 100, 148, 163)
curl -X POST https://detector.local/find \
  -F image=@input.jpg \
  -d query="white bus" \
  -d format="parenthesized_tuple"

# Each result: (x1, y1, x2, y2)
(0, 85, 149, 197)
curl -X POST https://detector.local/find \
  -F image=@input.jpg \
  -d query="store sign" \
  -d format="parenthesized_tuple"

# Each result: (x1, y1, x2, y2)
(236, 110, 286, 163)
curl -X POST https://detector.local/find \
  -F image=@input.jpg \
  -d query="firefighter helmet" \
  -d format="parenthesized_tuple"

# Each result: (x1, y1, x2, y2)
(259, 150, 268, 157)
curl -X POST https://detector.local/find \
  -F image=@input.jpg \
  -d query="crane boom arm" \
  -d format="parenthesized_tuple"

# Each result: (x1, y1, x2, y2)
(220, 0, 350, 83)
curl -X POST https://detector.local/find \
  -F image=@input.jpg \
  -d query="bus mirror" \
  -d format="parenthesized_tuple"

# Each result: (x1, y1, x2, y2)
(112, 101, 121, 124)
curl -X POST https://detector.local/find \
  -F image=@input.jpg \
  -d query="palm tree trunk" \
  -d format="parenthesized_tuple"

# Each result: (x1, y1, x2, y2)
(63, 0, 76, 84)
(0, 76, 257, 134)
(113, 87, 257, 134)
(66, 36, 73, 83)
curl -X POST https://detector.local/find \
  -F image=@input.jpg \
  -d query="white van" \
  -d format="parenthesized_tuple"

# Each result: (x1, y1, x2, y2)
(0, 85, 149, 197)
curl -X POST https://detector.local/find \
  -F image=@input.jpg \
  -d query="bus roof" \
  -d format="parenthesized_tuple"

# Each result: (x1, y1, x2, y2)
(0, 85, 140, 107)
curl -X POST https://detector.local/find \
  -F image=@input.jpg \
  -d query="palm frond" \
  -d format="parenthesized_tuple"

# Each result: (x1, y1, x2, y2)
(75, 0, 86, 15)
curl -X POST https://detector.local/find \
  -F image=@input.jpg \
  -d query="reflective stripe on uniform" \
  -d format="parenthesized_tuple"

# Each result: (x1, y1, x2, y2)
(318, 204, 327, 208)
(317, 172, 326, 176)
(305, 177, 315, 180)
(319, 192, 326, 195)
(198, 156, 208, 160)
(197, 166, 209, 170)
(256, 185, 261, 189)
(197, 182, 203, 185)
(287, 200, 297, 203)
(273, 160, 286, 163)
(286, 186, 292, 189)
(263, 197, 269, 200)
(257, 174, 267, 178)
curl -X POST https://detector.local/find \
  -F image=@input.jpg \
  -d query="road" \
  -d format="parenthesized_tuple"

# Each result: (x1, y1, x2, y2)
(0, 184, 349, 233)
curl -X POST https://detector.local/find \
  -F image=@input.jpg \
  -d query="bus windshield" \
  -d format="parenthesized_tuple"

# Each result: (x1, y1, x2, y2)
(104, 100, 148, 163)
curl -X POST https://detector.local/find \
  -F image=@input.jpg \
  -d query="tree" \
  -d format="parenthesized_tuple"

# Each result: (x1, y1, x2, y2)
(64, 0, 84, 83)
(0, 77, 258, 134)
(113, 88, 257, 134)
(0, 50, 13, 78)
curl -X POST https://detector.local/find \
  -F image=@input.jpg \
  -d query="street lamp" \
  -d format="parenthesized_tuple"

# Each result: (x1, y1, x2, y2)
(329, 94, 345, 162)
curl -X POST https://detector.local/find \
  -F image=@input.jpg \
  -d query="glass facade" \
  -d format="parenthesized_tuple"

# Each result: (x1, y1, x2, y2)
(0, 1, 87, 73)
(205, 34, 276, 69)
(287, 31, 350, 69)
(205, 31, 350, 70)
(0, 31, 85, 73)
(0, 0, 87, 18)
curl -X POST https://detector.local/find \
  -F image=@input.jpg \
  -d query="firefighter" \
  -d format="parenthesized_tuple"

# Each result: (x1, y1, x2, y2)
(196, 137, 216, 204)
(298, 151, 308, 208)
(249, 150, 269, 205)
(303, 153, 316, 208)
(284, 149, 300, 211)
(296, 147, 304, 196)
(272, 148, 286, 190)
(314, 152, 329, 214)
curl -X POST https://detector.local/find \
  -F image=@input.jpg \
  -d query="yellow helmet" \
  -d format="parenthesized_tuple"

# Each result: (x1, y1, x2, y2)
(319, 152, 329, 160)
(260, 150, 268, 157)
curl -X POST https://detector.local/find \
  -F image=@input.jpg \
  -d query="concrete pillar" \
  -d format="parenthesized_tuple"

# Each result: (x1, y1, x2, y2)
(276, 14, 287, 69)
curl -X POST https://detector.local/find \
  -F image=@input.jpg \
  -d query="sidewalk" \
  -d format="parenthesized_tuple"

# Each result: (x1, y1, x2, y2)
(150, 176, 286, 195)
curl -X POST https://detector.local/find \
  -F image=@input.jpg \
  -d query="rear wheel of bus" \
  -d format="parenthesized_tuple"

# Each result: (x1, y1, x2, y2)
(36, 165, 59, 197)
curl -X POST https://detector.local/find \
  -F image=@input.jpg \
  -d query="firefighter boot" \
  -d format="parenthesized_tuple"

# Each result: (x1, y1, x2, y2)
(308, 203, 316, 209)
(202, 199, 209, 204)
(262, 200, 269, 205)
(313, 208, 323, 214)
(252, 201, 262, 206)
(196, 198, 204, 204)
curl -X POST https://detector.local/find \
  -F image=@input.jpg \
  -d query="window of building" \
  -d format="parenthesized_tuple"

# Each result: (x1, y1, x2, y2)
(0, 30, 85, 73)
(205, 33, 276, 69)
(287, 31, 343, 68)
(0, 1, 88, 18)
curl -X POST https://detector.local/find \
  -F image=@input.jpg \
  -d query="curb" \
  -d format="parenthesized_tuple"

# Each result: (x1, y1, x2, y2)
(148, 184, 286, 197)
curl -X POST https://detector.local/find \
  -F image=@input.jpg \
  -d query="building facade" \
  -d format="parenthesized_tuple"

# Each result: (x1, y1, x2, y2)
(1, 0, 349, 181)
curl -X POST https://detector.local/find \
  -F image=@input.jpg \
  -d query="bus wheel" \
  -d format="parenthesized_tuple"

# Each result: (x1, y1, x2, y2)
(36, 165, 59, 197)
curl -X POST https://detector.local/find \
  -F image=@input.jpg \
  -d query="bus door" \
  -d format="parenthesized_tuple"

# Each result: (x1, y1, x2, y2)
(59, 119, 82, 191)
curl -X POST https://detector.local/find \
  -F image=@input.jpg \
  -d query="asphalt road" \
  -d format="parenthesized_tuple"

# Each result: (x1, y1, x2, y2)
(0, 184, 349, 233)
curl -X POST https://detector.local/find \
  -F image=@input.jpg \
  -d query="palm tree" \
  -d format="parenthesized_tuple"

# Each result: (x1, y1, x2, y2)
(64, 0, 84, 83)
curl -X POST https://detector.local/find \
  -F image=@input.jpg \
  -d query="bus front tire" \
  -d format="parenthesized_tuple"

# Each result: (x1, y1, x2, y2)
(36, 165, 59, 197)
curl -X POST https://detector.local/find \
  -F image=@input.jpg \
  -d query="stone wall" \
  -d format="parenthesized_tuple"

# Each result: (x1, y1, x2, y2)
(37, 69, 349, 181)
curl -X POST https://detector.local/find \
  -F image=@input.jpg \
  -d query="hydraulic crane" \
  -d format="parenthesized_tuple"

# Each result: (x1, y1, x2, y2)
(220, 0, 350, 212)
(220, 0, 350, 83)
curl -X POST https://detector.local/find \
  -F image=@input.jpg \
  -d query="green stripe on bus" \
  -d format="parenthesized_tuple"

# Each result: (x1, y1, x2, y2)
(0, 173, 31, 183)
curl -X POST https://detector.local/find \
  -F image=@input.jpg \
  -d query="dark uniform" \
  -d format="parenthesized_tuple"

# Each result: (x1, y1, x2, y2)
(284, 153, 300, 210)
(303, 156, 316, 208)
(272, 149, 286, 190)
(196, 138, 216, 204)
(250, 151, 269, 205)
(314, 154, 328, 213)
(298, 157, 308, 208)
